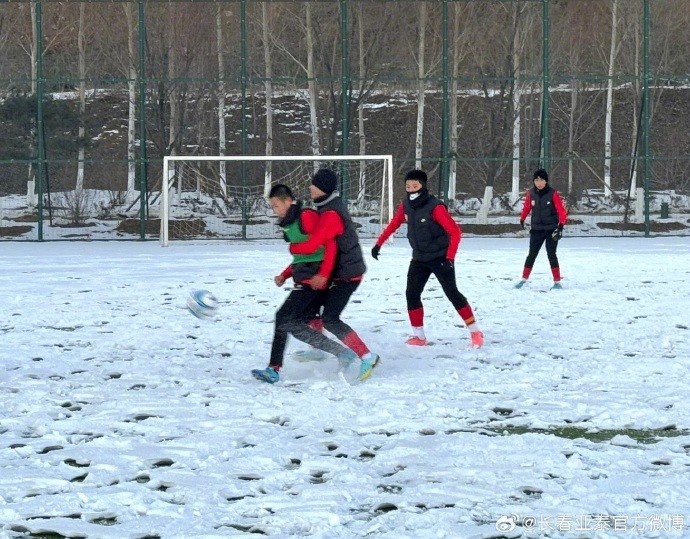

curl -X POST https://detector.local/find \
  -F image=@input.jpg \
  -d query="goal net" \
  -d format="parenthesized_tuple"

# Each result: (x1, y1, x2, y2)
(159, 155, 394, 246)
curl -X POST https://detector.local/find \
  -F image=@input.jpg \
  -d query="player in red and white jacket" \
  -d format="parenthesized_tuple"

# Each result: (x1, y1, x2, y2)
(516, 168, 568, 289)
(371, 169, 484, 349)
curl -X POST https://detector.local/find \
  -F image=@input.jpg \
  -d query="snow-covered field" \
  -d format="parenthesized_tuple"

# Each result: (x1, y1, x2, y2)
(1, 237, 689, 538)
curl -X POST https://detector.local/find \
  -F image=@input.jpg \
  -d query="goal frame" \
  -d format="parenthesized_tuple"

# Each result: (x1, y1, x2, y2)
(160, 154, 394, 246)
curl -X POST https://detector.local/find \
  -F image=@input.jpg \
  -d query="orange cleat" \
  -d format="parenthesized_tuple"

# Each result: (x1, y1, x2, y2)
(405, 336, 428, 346)
(470, 331, 484, 349)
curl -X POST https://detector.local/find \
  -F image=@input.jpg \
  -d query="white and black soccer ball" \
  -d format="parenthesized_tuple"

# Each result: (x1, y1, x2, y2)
(186, 289, 219, 320)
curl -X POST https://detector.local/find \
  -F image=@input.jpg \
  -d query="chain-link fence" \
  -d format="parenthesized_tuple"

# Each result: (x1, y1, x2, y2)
(1, 0, 688, 241)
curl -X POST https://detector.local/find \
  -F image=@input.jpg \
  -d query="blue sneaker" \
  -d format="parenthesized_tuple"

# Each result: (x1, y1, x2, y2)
(551, 282, 563, 290)
(357, 353, 380, 381)
(251, 367, 279, 384)
(515, 280, 527, 289)
(336, 349, 357, 371)
(293, 348, 327, 363)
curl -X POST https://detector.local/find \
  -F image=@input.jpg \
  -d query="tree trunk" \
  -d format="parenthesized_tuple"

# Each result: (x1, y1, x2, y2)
(510, 2, 521, 205)
(629, 6, 640, 197)
(168, 3, 178, 158)
(449, 3, 462, 201)
(568, 79, 579, 197)
(30, 3, 37, 96)
(27, 3, 38, 206)
(475, 186, 493, 224)
(415, 2, 427, 169)
(357, 3, 366, 206)
(216, 5, 227, 198)
(262, 2, 274, 196)
(604, 0, 619, 199)
(124, 2, 137, 202)
(306, 4, 320, 162)
(76, 3, 86, 192)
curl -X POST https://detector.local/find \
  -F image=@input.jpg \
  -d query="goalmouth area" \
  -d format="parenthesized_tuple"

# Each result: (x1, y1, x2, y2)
(160, 155, 394, 246)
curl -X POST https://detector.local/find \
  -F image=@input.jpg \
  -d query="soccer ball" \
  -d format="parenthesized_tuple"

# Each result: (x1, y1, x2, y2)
(186, 289, 219, 320)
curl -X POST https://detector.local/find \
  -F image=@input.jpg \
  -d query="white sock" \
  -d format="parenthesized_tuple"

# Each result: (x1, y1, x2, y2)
(413, 326, 426, 339)
(467, 323, 480, 332)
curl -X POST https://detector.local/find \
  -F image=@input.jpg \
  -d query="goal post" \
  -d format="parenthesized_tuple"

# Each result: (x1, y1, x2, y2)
(160, 155, 394, 246)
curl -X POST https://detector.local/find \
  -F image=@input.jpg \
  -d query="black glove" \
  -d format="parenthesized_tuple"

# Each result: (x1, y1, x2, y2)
(371, 245, 381, 260)
(552, 224, 564, 241)
(443, 259, 455, 270)
(520, 220, 525, 229)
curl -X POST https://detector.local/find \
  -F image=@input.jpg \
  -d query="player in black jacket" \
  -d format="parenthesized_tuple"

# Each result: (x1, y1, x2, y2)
(289, 169, 380, 381)
(516, 169, 568, 290)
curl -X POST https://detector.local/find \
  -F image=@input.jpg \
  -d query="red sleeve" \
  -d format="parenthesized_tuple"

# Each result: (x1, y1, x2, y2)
(290, 211, 344, 255)
(280, 264, 293, 280)
(299, 209, 320, 234)
(431, 204, 461, 260)
(519, 190, 533, 221)
(375, 202, 406, 246)
(553, 191, 568, 225)
(316, 239, 337, 279)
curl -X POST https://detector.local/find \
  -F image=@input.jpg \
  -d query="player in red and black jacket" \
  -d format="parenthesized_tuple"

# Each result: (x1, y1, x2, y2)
(371, 169, 484, 349)
(251, 183, 355, 384)
(516, 168, 568, 289)
(289, 169, 380, 381)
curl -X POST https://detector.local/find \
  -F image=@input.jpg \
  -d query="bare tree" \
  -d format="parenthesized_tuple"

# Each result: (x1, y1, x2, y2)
(16, 2, 73, 204)
(603, 0, 620, 199)
(261, 2, 274, 195)
(414, 2, 428, 169)
(351, 3, 395, 206)
(618, 1, 685, 196)
(357, 2, 367, 175)
(448, 3, 473, 201)
(305, 3, 320, 160)
(27, 2, 38, 205)
(123, 2, 137, 201)
(0, 6, 27, 92)
(467, 3, 518, 222)
(269, 4, 322, 160)
(509, 2, 535, 205)
(143, 4, 215, 157)
(216, 4, 228, 198)
(167, 3, 180, 158)
(355, 2, 374, 206)
(550, 1, 608, 199)
(76, 2, 86, 192)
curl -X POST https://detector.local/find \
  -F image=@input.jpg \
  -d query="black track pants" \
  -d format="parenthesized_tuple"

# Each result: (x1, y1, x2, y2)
(405, 258, 468, 311)
(270, 285, 346, 367)
(524, 228, 559, 269)
(320, 280, 361, 341)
